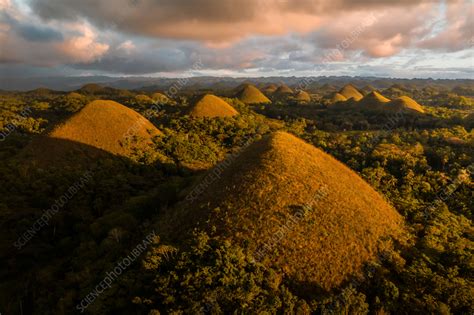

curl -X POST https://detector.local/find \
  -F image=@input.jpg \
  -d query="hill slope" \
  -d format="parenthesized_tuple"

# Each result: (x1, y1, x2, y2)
(294, 90, 311, 103)
(358, 91, 391, 110)
(236, 85, 271, 104)
(263, 84, 278, 94)
(330, 92, 348, 103)
(275, 84, 294, 94)
(339, 84, 364, 101)
(189, 94, 238, 118)
(24, 100, 162, 163)
(164, 131, 404, 290)
(387, 96, 425, 113)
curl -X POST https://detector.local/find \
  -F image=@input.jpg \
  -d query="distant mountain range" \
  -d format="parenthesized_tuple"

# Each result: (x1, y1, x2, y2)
(1, 75, 473, 92)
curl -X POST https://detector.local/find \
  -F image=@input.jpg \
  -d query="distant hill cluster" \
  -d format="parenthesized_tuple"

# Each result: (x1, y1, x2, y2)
(328, 84, 425, 114)
(2, 76, 473, 93)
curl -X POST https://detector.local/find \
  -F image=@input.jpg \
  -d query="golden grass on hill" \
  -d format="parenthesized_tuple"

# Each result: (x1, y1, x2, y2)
(151, 92, 170, 103)
(236, 84, 271, 104)
(162, 131, 405, 290)
(275, 84, 294, 94)
(263, 84, 278, 94)
(135, 94, 154, 103)
(330, 92, 348, 103)
(32, 100, 161, 159)
(294, 90, 311, 103)
(358, 91, 391, 110)
(365, 91, 391, 103)
(387, 96, 425, 113)
(66, 92, 85, 99)
(339, 84, 364, 101)
(189, 94, 238, 118)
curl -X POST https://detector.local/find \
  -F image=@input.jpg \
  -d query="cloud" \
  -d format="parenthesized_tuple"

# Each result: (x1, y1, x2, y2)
(0, 0, 471, 78)
(0, 5, 109, 66)
(29, 0, 443, 44)
(418, 0, 473, 51)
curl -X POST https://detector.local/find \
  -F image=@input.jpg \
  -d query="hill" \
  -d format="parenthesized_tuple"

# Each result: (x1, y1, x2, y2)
(361, 85, 376, 94)
(189, 94, 238, 118)
(329, 92, 348, 103)
(163, 131, 404, 290)
(294, 90, 311, 103)
(135, 94, 154, 103)
(275, 84, 294, 94)
(24, 100, 162, 163)
(339, 84, 364, 101)
(77, 83, 111, 94)
(66, 92, 85, 99)
(263, 84, 278, 94)
(387, 96, 425, 113)
(236, 84, 271, 104)
(358, 91, 391, 110)
(151, 92, 170, 103)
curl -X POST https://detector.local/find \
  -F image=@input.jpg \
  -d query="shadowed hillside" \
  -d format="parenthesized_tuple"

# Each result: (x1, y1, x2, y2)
(275, 84, 294, 95)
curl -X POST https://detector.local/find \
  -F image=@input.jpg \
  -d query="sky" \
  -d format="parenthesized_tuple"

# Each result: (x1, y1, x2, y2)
(0, 0, 473, 79)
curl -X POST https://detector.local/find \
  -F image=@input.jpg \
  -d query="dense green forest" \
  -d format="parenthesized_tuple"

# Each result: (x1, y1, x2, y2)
(0, 83, 473, 315)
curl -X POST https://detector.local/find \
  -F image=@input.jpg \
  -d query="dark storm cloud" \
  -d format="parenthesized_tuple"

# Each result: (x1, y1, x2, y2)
(1, 12, 63, 42)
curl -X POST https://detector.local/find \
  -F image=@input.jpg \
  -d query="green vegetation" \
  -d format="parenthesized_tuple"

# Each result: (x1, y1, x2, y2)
(0, 81, 472, 314)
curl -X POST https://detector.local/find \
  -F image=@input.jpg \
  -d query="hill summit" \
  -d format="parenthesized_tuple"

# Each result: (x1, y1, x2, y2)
(275, 84, 294, 94)
(358, 91, 391, 110)
(339, 84, 364, 101)
(189, 94, 238, 118)
(294, 90, 311, 103)
(24, 100, 161, 163)
(263, 84, 278, 94)
(387, 96, 425, 113)
(330, 92, 348, 103)
(236, 84, 271, 104)
(164, 131, 404, 290)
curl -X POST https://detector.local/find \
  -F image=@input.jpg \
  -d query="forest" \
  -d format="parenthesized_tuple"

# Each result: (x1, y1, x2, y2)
(0, 81, 473, 315)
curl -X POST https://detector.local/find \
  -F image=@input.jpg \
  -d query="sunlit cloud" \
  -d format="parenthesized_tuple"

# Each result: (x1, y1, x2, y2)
(0, 0, 472, 78)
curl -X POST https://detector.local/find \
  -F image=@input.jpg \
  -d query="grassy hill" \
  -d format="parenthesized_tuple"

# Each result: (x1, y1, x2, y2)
(189, 94, 238, 118)
(162, 131, 404, 290)
(23, 100, 162, 164)
(151, 92, 170, 103)
(358, 91, 391, 110)
(236, 84, 271, 104)
(387, 96, 425, 113)
(294, 90, 311, 103)
(339, 84, 364, 101)
(329, 92, 348, 103)
(275, 84, 294, 95)
(263, 84, 278, 94)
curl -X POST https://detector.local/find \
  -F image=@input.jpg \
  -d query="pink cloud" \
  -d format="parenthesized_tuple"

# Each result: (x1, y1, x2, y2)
(418, 0, 473, 51)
